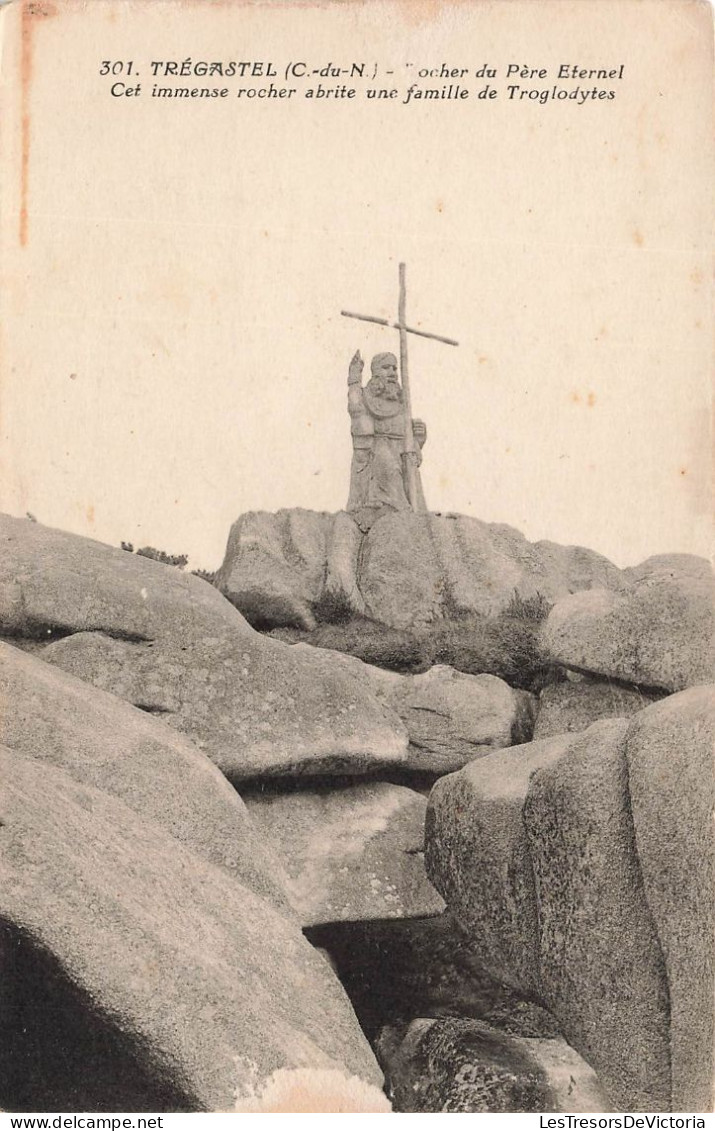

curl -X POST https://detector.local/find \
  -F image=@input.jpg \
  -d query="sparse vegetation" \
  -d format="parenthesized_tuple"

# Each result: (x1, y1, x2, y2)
(192, 569, 217, 585)
(214, 573, 558, 689)
(136, 546, 189, 569)
(426, 599, 558, 692)
(120, 542, 189, 570)
(258, 588, 560, 690)
(504, 588, 553, 623)
(309, 617, 428, 673)
(311, 586, 357, 626)
(435, 580, 475, 623)
(120, 542, 218, 585)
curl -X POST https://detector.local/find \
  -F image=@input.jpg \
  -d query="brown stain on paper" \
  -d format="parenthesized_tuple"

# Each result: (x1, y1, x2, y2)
(390, 0, 475, 29)
(570, 391, 597, 407)
(20, 0, 57, 247)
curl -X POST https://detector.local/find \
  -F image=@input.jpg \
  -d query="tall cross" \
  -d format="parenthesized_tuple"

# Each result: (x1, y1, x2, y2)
(341, 262, 459, 508)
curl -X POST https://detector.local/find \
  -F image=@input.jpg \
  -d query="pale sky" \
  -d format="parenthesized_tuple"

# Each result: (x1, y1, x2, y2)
(1, 0, 711, 570)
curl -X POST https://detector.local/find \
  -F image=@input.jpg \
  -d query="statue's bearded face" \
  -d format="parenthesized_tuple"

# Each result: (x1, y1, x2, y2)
(370, 355, 401, 400)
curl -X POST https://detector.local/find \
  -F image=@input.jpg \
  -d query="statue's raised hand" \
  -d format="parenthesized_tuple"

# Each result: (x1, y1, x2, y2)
(348, 350, 364, 385)
(412, 419, 427, 448)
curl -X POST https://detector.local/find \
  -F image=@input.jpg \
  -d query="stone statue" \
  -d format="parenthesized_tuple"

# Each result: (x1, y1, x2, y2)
(346, 350, 427, 525)
(327, 264, 456, 611)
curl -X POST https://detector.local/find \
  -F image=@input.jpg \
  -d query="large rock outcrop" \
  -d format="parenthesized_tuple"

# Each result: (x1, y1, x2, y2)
(540, 556, 713, 692)
(215, 509, 333, 631)
(425, 731, 577, 998)
(387, 666, 535, 773)
(356, 513, 622, 630)
(5, 508, 710, 1114)
(243, 782, 445, 927)
(376, 1017, 609, 1113)
(0, 517, 542, 783)
(0, 641, 288, 909)
(0, 514, 240, 643)
(624, 687, 714, 1112)
(522, 721, 671, 1111)
(42, 629, 408, 782)
(425, 697, 715, 1112)
(315, 651, 536, 773)
(0, 747, 387, 1112)
(0, 516, 408, 781)
(217, 508, 623, 631)
(533, 678, 659, 740)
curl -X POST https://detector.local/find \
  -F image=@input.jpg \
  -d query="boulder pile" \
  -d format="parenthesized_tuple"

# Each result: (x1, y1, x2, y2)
(1, 510, 711, 1112)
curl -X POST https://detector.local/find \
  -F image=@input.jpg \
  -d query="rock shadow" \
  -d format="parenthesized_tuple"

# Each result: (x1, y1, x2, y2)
(0, 921, 200, 1113)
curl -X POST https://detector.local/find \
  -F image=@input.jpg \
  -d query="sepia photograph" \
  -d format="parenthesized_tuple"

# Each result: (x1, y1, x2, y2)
(0, 0, 712, 1116)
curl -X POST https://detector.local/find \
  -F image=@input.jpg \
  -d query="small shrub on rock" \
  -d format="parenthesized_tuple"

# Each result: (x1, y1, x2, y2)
(119, 543, 189, 569)
(424, 612, 558, 692)
(309, 619, 429, 674)
(135, 547, 189, 570)
(311, 587, 357, 625)
(504, 589, 553, 623)
(191, 569, 217, 585)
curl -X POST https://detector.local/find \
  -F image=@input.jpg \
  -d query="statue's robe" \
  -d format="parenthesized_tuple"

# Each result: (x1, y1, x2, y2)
(346, 377, 427, 518)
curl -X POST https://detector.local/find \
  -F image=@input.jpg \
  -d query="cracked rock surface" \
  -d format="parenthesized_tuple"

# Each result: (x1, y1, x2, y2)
(242, 781, 445, 926)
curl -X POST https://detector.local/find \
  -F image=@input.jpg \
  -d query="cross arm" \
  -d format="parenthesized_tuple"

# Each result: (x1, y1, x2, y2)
(341, 309, 458, 347)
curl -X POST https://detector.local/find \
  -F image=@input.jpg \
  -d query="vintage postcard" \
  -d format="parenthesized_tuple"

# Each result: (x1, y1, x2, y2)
(0, 0, 712, 1117)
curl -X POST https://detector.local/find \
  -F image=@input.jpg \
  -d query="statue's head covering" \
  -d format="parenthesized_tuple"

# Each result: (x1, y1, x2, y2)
(370, 352, 398, 376)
